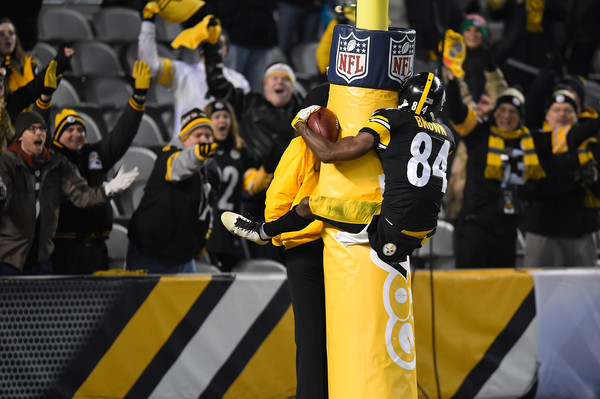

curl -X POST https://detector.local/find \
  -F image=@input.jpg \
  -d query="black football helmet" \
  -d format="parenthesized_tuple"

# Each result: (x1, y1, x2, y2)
(398, 72, 446, 122)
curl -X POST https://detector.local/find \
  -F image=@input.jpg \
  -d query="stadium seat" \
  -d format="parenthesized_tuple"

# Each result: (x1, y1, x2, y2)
(38, 8, 94, 44)
(67, 104, 110, 137)
(105, 223, 129, 269)
(52, 78, 82, 107)
(132, 114, 167, 148)
(83, 76, 133, 110)
(194, 261, 222, 274)
(289, 41, 319, 77)
(111, 146, 157, 216)
(233, 259, 287, 274)
(70, 41, 125, 77)
(32, 42, 57, 68)
(144, 104, 174, 141)
(413, 220, 455, 269)
(76, 110, 104, 144)
(122, 42, 177, 73)
(112, 146, 157, 182)
(93, 7, 141, 44)
(146, 81, 175, 110)
(289, 42, 321, 92)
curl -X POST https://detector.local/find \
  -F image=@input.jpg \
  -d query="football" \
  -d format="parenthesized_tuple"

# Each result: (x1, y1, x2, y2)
(307, 107, 339, 142)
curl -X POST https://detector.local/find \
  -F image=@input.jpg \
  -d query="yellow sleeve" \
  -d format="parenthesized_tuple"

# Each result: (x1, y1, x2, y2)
(265, 137, 322, 248)
(265, 138, 306, 223)
(450, 107, 479, 137)
(155, 57, 175, 87)
(362, 114, 391, 148)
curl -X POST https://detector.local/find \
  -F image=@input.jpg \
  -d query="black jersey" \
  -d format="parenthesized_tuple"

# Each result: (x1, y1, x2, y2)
(360, 108, 456, 233)
(207, 141, 252, 255)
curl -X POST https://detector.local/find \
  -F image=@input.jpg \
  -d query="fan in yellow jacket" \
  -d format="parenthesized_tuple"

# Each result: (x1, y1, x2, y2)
(264, 136, 327, 399)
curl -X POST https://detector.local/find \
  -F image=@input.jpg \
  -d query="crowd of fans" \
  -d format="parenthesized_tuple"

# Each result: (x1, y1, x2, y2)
(1, 0, 600, 276)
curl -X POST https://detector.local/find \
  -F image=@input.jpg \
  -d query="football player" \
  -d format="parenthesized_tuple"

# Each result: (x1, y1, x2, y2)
(223, 72, 455, 271)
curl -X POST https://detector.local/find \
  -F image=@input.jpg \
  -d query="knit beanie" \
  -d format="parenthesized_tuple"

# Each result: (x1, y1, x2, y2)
(179, 108, 214, 142)
(459, 14, 489, 41)
(13, 111, 46, 139)
(54, 109, 85, 143)
(263, 62, 296, 87)
(206, 100, 231, 116)
(556, 75, 585, 109)
(547, 89, 578, 113)
(495, 87, 526, 118)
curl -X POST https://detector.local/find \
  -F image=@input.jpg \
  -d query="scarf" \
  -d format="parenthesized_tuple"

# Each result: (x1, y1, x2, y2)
(7, 139, 50, 167)
(485, 125, 546, 180)
(543, 122, 600, 208)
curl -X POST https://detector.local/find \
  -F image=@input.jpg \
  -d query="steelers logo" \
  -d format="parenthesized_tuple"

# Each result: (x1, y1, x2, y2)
(383, 243, 397, 256)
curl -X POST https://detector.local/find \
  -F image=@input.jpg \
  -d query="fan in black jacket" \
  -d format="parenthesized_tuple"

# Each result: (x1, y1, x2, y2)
(50, 60, 150, 274)
(126, 108, 219, 274)
(204, 24, 304, 259)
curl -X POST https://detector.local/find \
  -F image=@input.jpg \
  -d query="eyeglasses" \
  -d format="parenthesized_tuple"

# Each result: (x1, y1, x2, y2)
(26, 124, 48, 133)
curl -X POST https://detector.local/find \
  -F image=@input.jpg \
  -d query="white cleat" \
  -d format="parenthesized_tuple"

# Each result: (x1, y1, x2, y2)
(221, 212, 270, 245)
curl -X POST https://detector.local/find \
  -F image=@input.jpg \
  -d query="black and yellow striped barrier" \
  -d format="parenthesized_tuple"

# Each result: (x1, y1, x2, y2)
(0, 274, 295, 399)
(1, 268, 598, 398)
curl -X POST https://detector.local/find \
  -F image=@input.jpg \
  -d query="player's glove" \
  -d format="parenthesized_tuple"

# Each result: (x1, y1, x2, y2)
(195, 142, 218, 160)
(440, 29, 466, 78)
(42, 60, 62, 96)
(291, 105, 321, 129)
(171, 15, 221, 49)
(132, 60, 151, 98)
(103, 165, 139, 197)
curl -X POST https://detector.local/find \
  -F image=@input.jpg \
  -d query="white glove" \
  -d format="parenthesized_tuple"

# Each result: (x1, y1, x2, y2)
(103, 165, 139, 197)
(291, 105, 321, 129)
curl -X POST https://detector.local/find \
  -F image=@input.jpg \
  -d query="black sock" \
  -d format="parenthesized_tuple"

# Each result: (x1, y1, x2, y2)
(263, 205, 313, 237)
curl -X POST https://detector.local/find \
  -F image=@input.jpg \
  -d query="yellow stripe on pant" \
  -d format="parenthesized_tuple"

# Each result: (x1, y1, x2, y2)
(74, 276, 211, 398)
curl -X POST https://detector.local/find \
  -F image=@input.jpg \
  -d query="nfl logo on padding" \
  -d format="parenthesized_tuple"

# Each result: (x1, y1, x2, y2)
(388, 35, 415, 84)
(335, 31, 370, 84)
(328, 25, 415, 90)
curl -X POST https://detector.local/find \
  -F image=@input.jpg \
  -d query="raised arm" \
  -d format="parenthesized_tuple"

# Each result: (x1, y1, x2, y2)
(203, 28, 248, 112)
(165, 143, 218, 182)
(97, 60, 149, 169)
